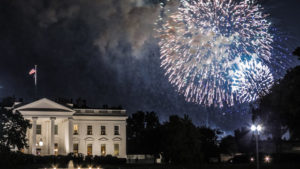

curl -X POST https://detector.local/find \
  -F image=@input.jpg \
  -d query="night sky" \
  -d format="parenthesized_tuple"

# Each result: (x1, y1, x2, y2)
(0, 0, 299, 131)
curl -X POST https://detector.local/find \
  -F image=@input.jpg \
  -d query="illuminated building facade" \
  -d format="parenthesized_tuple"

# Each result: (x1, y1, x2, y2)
(12, 98, 127, 158)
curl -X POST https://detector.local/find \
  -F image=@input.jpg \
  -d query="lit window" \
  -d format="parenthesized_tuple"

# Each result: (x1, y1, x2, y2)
(87, 125, 93, 135)
(36, 125, 42, 134)
(114, 144, 119, 156)
(54, 143, 58, 156)
(54, 125, 58, 135)
(73, 144, 79, 155)
(114, 126, 119, 135)
(73, 124, 79, 135)
(101, 144, 106, 156)
(101, 126, 106, 135)
(87, 144, 93, 156)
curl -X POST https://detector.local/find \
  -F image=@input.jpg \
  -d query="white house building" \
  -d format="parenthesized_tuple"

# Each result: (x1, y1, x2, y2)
(11, 98, 127, 158)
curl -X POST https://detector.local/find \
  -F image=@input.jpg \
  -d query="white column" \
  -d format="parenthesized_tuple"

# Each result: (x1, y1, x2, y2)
(66, 117, 73, 154)
(32, 117, 37, 155)
(50, 117, 56, 155)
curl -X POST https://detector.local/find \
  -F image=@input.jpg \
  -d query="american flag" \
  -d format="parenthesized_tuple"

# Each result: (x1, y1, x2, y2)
(29, 68, 36, 75)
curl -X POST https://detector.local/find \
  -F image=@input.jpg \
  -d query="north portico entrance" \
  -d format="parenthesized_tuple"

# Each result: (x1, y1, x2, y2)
(13, 98, 75, 155)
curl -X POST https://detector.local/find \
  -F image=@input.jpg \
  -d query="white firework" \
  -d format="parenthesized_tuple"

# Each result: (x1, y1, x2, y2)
(231, 59, 274, 103)
(156, 0, 273, 107)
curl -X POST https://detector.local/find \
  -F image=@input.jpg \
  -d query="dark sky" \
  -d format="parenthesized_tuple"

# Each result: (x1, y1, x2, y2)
(0, 0, 299, 131)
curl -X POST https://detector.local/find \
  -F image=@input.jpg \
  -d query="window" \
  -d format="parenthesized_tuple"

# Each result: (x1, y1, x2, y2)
(114, 126, 119, 135)
(54, 125, 58, 135)
(36, 125, 42, 134)
(87, 125, 93, 135)
(54, 143, 58, 156)
(73, 124, 78, 135)
(73, 144, 79, 155)
(101, 144, 106, 156)
(114, 144, 119, 156)
(101, 126, 106, 135)
(87, 144, 93, 156)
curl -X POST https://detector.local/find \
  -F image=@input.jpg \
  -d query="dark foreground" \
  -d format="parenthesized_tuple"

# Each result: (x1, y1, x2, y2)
(8, 163, 300, 169)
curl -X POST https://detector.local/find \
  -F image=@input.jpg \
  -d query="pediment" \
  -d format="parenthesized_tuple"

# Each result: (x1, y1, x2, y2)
(14, 98, 74, 113)
(98, 137, 109, 141)
(112, 137, 122, 141)
(84, 137, 95, 141)
(73, 137, 80, 141)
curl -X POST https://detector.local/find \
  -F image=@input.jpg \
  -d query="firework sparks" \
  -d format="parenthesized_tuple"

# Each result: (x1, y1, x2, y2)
(156, 0, 274, 107)
(231, 58, 274, 103)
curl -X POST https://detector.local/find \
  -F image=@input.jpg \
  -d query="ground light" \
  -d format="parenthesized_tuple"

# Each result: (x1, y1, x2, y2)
(264, 155, 271, 163)
(251, 124, 263, 169)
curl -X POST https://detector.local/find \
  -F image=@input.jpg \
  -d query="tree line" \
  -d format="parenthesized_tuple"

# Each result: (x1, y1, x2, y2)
(251, 47, 300, 152)
(126, 111, 262, 164)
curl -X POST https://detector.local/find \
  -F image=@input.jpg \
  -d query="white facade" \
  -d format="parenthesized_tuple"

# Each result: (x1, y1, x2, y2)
(12, 98, 127, 158)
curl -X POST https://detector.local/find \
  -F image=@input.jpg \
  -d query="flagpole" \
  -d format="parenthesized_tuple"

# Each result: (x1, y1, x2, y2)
(35, 65, 37, 86)
(35, 65, 37, 98)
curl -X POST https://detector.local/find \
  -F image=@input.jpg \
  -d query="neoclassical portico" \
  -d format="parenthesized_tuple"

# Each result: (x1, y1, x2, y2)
(12, 98, 127, 158)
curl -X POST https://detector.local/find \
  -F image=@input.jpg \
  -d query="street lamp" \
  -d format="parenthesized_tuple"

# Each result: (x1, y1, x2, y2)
(251, 124, 262, 169)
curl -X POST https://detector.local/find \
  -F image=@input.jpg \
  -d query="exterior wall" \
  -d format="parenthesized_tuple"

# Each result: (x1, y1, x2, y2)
(24, 116, 126, 158)
(72, 116, 127, 158)
(14, 98, 127, 158)
(24, 118, 69, 155)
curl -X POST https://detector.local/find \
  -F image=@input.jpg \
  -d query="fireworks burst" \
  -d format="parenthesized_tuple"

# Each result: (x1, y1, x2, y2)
(156, 0, 274, 107)
(231, 58, 274, 103)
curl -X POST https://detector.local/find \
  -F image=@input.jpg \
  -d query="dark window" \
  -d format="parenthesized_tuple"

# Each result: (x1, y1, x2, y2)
(36, 125, 42, 134)
(101, 126, 106, 135)
(87, 125, 93, 135)
(114, 126, 119, 135)
(54, 125, 58, 135)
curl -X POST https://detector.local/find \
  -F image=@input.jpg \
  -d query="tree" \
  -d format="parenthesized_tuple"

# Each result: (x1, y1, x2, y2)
(0, 98, 31, 151)
(292, 47, 300, 60)
(234, 127, 254, 153)
(127, 111, 161, 157)
(160, 115, 202, 164)
(253, 47, 300, 142)
(219, 135, 238, 155)
(127, 111, 146, 154)
(143, 112, 161, 157)
(197, 126, 222, 162)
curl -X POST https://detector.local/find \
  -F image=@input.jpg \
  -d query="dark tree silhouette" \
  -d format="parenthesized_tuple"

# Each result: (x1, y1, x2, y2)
(234, 127, 254, 153)
(292, 47, 300, 59)
(219, 135, 238, 155)
(160, 115, 202, 164)
(0, 98, 31, 151)
(197, 126, 222, 162)
(127, 111, 161, 158)
(252, 47, 300, 144)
